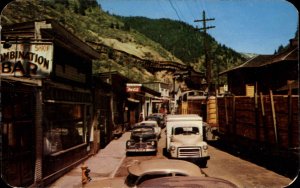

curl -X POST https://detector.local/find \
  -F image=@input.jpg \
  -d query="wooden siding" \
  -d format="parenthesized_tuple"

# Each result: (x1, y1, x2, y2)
(217, 95, 299, 149)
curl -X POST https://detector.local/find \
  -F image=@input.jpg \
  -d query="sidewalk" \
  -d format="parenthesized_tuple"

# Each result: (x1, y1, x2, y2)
(48, 132, 131, 188)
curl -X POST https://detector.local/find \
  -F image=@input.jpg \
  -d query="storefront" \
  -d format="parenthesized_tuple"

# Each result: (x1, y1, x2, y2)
(1, 20, 100, 187)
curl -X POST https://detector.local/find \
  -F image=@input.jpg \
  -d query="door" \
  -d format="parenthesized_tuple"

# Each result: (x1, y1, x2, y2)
(1, 83, 35, 187)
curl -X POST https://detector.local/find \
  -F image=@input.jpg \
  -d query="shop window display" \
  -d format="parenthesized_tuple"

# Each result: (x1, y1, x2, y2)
(43, 103, 88, 155)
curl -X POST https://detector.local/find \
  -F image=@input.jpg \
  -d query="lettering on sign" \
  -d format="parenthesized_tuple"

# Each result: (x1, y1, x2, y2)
(126, 83, 142, 93)
(0, 43, 53, 77)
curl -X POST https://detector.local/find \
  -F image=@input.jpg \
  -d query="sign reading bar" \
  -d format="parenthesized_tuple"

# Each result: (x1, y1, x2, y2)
(126, 83, 142, 93)
(0, 42, 53, 77)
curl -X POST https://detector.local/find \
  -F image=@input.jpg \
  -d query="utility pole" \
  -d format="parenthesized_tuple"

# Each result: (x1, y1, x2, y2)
(194, 10, 215, 95)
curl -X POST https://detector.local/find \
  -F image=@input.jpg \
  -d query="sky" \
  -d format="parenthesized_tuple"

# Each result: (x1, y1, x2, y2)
(97, 0, 298, 55)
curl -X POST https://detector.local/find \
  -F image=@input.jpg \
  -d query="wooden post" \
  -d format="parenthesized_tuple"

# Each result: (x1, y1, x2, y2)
(270, 90, 278, 144)
(34, 85, 43, 186)
(232, 96, 236, 135)
(254, 84, 260, 141)
(260, 92, 268, 143)
(287, 81, 293, 147)
(224, 97, 229, 134)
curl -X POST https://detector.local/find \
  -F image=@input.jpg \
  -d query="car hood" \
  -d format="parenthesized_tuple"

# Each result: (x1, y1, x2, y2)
(131, 133, 156, 141)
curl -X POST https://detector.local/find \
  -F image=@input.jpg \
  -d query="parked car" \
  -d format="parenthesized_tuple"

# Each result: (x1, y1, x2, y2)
(136, 120, 161, 138)
(83, 159, 237, 188)
(126, 159, 204, 187)
(126, 126, 157, 155)
(146, 113, 166, 128)
(138, 176, 238, 188)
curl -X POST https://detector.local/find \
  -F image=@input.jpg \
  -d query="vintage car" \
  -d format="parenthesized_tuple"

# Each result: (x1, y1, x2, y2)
(137, 120, 161, 138)
(85, 159, 204, 187)
(138, 176, 238, 188)
(126, 126, 158, 155)
(146, 113, 166, 128)
(125, 159, 204, 187)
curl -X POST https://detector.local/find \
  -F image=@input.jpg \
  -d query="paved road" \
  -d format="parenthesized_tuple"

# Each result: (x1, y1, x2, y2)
(202, 144, 292, 187)
(114, 129, 293, 187)
(50, 129, 293, 188)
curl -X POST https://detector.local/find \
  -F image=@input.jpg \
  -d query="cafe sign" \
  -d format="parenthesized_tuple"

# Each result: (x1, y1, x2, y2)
(126, 83, 142, 93)
(0, 42, 53, 77)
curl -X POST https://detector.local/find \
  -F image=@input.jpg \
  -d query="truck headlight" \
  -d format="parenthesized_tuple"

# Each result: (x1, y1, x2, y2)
(127, 141, 131, 146)
(203, 145, 208, 150)
(170, 145, 176, 151)
(151, 141, 156, 146)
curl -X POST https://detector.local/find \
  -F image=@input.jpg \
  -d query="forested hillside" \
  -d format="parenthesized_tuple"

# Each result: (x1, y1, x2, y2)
(119, 16, 247, 83)
(2, 0, 248, 85)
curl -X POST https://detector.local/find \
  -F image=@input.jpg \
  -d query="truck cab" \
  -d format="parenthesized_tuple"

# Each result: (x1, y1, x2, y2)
(166, 114, 210, 167)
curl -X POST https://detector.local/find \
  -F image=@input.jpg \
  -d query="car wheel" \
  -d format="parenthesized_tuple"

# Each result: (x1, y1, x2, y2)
(163, 148, 170, 158)
(152, 151, 157, 156)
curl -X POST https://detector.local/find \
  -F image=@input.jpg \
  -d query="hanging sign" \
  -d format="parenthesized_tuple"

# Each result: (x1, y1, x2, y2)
(0, 42, 53, 78)
(126, 83, 142, 93)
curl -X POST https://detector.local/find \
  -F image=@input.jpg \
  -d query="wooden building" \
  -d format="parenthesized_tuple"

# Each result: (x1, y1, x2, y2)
(94, 71, 160, 132)
(219, 38, 298, 95)
(0, 20, 100, 187)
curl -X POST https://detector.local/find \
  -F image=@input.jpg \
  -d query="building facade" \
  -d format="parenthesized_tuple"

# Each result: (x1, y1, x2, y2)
(1, 20, 100, 187)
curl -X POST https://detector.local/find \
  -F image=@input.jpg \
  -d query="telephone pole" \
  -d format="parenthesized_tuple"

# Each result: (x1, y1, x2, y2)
(194, 10, 215, 95)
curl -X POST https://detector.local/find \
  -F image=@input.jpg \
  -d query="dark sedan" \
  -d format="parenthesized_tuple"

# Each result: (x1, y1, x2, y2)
(126, 126, 157, 155)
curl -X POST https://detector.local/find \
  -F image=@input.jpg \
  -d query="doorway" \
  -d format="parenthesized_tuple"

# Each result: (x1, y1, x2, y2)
(1, 82, 36, 187)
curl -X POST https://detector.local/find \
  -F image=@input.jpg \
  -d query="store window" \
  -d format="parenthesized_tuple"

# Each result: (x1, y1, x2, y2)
(43, 103, 89, 155)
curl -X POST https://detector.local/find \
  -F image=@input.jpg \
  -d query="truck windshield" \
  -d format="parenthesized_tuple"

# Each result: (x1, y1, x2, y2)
(174, 127, 199, 135)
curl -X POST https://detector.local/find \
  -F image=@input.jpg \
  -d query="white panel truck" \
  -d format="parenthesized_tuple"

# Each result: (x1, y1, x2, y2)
(165, 114, 210, 167)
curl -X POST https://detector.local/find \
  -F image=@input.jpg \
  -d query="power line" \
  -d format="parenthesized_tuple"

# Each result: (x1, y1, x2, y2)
(168, 0, 181, 21)
(172, 0, 187, 22)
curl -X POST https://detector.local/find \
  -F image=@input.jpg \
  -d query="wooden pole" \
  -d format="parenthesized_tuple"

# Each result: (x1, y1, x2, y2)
(260, 92, 268, 143)
(270, 90, 278, 144)
(254, 82, 260, 141)
(224, 97, 229, 133)
(232, 96, 236, 135)
(287, 81, 293, 147)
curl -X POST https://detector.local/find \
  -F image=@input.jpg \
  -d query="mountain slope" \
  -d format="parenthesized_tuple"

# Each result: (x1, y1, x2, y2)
(1, 0, 183, 82)
(119, 17, 247, 73)
(1, 0, 247, 85)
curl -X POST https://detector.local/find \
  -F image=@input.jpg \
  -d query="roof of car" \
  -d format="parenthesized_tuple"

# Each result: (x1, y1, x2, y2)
(149, 113, 164, 117)
(132, 125, 154, 130)
(128, 159, 203, 177)
(139, 120, 158, 125)
(137, 176, 238, 188)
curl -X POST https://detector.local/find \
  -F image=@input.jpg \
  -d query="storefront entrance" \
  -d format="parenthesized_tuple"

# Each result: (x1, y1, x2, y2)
(1, 81, 36, 187)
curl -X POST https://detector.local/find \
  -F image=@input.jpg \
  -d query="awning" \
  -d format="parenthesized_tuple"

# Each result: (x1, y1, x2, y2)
(127, 98, 139, 103)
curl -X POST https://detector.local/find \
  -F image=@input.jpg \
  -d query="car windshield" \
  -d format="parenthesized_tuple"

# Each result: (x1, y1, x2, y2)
(173, 127, 199, 135)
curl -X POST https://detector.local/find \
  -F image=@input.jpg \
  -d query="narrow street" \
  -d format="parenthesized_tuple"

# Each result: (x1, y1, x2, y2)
(50, 128, 293, 187)
(113, 129, 292, 187)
